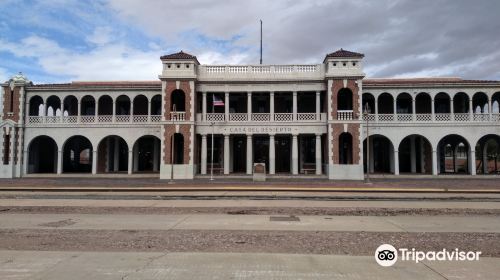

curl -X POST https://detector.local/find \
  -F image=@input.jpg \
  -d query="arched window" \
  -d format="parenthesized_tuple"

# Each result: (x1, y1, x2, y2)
(171, 90, 186, 112)
(337, 88, 353, 111)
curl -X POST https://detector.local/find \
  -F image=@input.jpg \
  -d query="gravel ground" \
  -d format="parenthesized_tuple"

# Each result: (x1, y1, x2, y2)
(0, 229, 498, 256)
(2, 206, 500, 216)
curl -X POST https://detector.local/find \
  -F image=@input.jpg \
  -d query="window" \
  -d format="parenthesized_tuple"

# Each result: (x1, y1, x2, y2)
(9, 90, 14, 113)
(3, 135, 10, 165)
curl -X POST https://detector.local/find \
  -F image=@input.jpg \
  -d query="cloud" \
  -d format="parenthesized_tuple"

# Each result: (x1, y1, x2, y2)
(0, 67, 8, 83)
(0, 34, 162, 82)
(105, 0, 500, 79)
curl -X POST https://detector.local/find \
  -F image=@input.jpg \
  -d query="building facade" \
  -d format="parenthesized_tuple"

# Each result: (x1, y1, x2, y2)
(1, 49, 499, 180)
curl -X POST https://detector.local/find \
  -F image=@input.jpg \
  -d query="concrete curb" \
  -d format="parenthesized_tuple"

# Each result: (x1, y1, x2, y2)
(1, 186, 500, 193)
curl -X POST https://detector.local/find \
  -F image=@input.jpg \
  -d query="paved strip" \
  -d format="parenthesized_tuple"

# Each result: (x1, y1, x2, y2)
(0, 250, 498, 280)
(1, 213, 499, 232)
(1, 198, 500, 209)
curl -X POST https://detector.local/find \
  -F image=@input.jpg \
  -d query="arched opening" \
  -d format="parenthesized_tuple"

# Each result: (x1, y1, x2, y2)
(415, 92, 431, 113)
(377, 93, 394, 114)
(476, 135, 500, 174)
(29, 96, 44, 116)
(173, 133, 184, 164)
(362, 93, 375, 114)
(63, 135, 93, 173)
(396, 93, 412, 113)
(80, 95, 95, 116)
(97, 136, 128, 173)
(133, 95, 148, 115)
(171, 90, 186, 112)
(151, 95, 162, 115)
(363, 135, 394, 173)
(398, 135, 432, 174)
(115, 95, 131, 115)
(337, 88, 353, 111)
(437, 134, 470, 174)
(339, 132, 353, 164)
(63, 95, 78, 116)
(434, 92, 450, 113)
(473, 92, 489, 113)
(132, 135, 161, 173)
(98, 95, 113, 115)
(27, 136, 58, 173)
(492, 92, 500, 114)
(453, 92, 469, 113)
(45, 95, 61, 116)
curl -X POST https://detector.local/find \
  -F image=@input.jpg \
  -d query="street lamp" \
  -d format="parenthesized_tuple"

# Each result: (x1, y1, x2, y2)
(364, 102, 372, 184)
(168, 105, 176, 184)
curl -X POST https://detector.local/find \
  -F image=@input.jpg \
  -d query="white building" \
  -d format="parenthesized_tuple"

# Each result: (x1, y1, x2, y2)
(1, 49, 499, 179)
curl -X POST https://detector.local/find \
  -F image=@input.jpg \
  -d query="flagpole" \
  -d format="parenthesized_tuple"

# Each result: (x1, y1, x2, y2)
(210, 93, 214, 181)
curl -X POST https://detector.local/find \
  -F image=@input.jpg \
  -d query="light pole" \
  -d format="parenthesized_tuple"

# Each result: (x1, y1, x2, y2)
(210, 93, 215, 181)
(364, 102, 372, 184)
(168, 105, 176, 184)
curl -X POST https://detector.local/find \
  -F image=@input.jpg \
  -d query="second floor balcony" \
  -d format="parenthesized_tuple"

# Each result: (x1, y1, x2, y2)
(196, 112, 327, 123)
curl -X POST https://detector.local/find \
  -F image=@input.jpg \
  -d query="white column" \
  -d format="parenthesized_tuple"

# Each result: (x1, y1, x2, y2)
(112, 100, 116, 122)
(450, 98, 454, 121)
(374, 99, 379, 121)
(57, 150, 62, 174)
(292, 134, 298, 175)
(224, 92, 229, 122)
(410, 136, 416, 173)
(153, 138, 159, 172)
(431, 98, 435, 121)
(270, 92, 275, 121)
(147, 101, 151, 122)
(394, 150, 399, 175)
(130, 101, 134, 122)
(246, 134, 252, 174)
(470, 149, 476, 175)
(315, 134, 322, 175)
(77, 101, 81, 123)
(113, 138, 120, 172)
(224, 134, 230, 175)
(369, 137, 375, 173)
(315, 91, 321, 121)
(95, 99, 99, 123)
(91, 150, 97, 174)
(412, 97, 416, 121)
(23, 150, 28, 175)
(393, 98, 397, 120)
(420, 139, 425, 173)
(247, 92, 252, 121)
(488, 98, 492, 120)
(269, 134, 275, 174)
(202, 92, 207, 122)
(432, 150, 438, 175)
(60, 102, 65, 122)
(127, 150, 133, 174)
(133, 146, 139, 172)
(469, 99, 473, 121)
(292, 91, 297, 121)
(201, 134, 207, 174)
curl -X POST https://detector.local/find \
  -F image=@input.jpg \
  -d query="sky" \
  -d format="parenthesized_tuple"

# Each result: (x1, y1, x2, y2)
(0, 0, 500, 84)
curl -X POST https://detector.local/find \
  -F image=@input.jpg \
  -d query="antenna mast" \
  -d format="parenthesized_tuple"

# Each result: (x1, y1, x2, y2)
(260, 19, 263, 64)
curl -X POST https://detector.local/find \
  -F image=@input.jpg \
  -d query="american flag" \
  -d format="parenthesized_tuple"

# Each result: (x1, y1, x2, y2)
(213, 95, 225, 106)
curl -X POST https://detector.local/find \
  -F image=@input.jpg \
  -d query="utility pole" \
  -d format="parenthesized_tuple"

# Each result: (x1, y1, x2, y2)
(364, 102, 372, 184)
(260, 19, 263, 65)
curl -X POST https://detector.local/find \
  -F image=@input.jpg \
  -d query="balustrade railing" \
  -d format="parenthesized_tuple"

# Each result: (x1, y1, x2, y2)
(378, 114, 395, 122)
(415, 114, 432, 122)
(435, 114, 451, 122)
(297, 113, 317, 121)
(206, 113, 225, 122)
(115, 115, 130, 123)
(454, 113, 470, 122)
(229, 113, 248, 122)
(337, 110, 354, 120)
(170, 112, 186, 121)
(274, 113, 293, 122)
(397, 114, 413, 122)
(251, 113, 271, 122)
(151, 115, 162, 122)
(98, 115, 113, 123)
(80, 115, 95, 123)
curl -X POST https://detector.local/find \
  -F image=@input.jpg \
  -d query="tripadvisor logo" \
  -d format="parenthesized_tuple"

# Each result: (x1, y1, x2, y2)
(375, 244, 481, 267)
